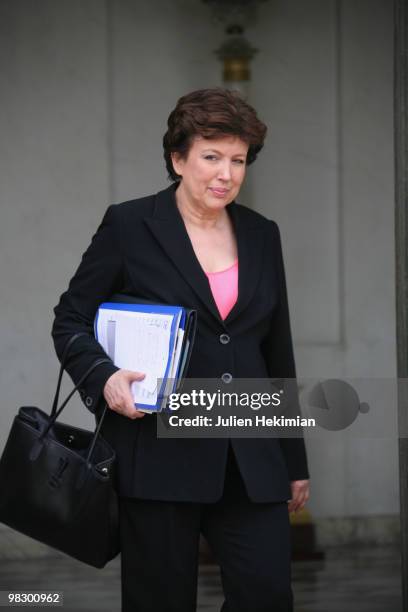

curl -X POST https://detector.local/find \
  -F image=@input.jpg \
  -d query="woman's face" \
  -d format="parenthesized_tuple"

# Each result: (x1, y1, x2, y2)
(171, 135, 249, 212)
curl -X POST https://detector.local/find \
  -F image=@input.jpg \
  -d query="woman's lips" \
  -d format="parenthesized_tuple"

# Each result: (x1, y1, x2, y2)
(209, 188, 229, 197)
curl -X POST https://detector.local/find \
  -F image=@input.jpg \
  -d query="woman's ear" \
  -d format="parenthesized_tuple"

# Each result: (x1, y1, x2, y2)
(171, 152, 183, 177)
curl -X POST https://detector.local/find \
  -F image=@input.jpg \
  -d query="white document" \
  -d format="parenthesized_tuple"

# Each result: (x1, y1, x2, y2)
(95, 307, 180, 408)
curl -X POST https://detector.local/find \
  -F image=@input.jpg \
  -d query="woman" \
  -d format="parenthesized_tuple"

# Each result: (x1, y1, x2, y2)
(52, 88, 310, 612)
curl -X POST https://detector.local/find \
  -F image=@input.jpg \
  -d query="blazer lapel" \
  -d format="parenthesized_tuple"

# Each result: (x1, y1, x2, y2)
(224, 203, 266, 326)
(144, 183, 266, 328)
(144, 184, 221, 322)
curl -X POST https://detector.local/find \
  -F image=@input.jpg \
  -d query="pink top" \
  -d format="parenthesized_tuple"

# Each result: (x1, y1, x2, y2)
(205, 260, 238, 320)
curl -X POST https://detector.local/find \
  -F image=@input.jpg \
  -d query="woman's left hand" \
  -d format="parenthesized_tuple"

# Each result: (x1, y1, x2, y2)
(288, 480, 310, 513)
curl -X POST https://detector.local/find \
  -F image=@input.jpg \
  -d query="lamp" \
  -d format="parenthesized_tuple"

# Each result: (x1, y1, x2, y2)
(202, 0, 269, 96)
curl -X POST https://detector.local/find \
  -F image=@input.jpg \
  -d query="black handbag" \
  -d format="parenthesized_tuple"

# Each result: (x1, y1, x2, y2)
(0, 333, 120, 568)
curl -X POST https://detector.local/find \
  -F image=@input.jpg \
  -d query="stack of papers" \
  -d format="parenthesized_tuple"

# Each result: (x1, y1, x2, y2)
(94, 298, 196, 412)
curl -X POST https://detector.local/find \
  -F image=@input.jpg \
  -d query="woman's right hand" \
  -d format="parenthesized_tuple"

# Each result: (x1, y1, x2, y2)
(103, 369, 146, 419)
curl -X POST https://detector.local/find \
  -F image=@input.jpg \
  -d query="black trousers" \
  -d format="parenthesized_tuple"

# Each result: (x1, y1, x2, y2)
(119, 444, 293, 612)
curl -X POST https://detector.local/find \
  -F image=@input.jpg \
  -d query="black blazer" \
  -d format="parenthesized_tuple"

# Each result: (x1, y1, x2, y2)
(52, 183, 309, 503)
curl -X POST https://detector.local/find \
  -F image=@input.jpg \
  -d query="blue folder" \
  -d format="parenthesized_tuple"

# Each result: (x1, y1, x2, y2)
(94, 293, 197, 412)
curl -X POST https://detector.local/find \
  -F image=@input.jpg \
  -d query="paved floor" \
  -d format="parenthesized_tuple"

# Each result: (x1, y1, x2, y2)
(0, 545, 402, 611)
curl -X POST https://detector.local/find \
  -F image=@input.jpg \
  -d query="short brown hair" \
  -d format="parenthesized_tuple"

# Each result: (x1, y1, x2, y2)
(163, 88, 267, 181)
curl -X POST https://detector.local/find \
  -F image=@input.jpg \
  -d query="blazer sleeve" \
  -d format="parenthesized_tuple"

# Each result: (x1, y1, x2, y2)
(51, 205, 123, 414)
(261, 220, 310, 481)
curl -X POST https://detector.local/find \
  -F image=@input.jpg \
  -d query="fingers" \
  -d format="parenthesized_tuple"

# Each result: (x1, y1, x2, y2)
(288, 491, 309, 513)
(103, 369, 147, 419)
(122, 370, 146, 419)
(288, 480, 310, 514)
(125, 370, 146, 383)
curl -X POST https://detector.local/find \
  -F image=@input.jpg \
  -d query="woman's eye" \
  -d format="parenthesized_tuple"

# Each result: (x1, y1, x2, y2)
(233, 159, 245, 165)
(204, 155, 218, 161)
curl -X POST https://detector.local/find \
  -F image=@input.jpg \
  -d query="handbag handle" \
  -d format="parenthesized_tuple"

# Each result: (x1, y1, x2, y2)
(43, 333, 115, 465)
(51, 356, 112, 424)
(51, 332, 90, 418)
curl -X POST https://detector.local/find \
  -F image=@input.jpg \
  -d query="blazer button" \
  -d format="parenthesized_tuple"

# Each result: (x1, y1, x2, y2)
(85, 396, 93, 407)
(221, 373, 232, 384)
(219, 333, 230, 345)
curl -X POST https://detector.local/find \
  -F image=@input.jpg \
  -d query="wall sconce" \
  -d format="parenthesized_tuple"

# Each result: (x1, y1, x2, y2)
(215, 24, 257, 97)
(202, 0, 269, 97)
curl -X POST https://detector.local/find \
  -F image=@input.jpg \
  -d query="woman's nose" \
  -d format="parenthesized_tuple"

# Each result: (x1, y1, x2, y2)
(217, 162, 232, 181)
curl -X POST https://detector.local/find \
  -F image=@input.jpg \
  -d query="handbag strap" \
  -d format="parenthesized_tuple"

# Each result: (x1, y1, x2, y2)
(45, 333, 115, 465)
(86, 401, 109, 465)
(51, 356, 112, 424)
(51, 332, 90, 418)
(39, 356, 114, 467)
